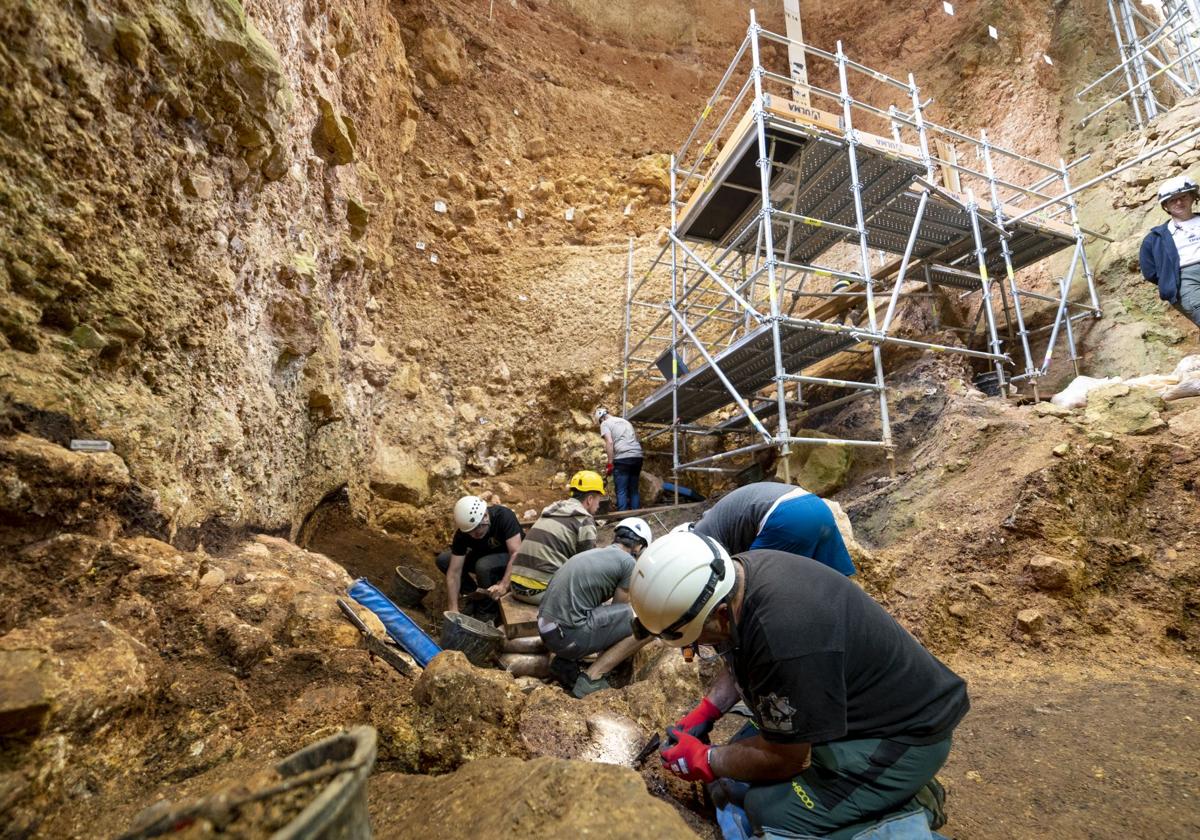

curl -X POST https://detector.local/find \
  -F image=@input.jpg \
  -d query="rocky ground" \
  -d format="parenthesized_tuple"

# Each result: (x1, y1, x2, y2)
(3, 0, 1200, 838)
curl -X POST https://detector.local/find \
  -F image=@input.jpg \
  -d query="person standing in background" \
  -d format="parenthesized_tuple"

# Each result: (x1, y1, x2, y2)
(596, 407, 644, 511)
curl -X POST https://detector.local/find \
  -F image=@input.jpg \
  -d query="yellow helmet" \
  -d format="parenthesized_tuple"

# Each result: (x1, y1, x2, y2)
(568, 470, 605, 494)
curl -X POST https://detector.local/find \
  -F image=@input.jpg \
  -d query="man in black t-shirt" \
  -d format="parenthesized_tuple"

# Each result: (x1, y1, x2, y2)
(436, 496, 524, 618)
(629, 533, 969, 838)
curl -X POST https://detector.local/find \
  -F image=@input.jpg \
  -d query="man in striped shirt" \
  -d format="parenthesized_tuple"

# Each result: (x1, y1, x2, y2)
(509, 470, 604, 604)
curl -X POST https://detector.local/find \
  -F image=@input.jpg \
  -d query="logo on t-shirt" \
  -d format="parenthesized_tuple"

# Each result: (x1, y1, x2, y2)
(757, 692, 797, 733)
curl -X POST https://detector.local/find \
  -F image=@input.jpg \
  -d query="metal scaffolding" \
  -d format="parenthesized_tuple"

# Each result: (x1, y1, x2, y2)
(1078, 0, 1200, 128)
(619, 11, 1105, 482)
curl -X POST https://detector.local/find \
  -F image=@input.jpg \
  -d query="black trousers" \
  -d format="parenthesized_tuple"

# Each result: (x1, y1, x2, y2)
(435, 550, 509, 592)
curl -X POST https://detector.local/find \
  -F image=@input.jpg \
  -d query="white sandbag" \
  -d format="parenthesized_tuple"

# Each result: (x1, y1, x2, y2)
(1171, 354, 1200, 382)
(1050, 375, 1121, 409)
(1126, 373, 1180, 390)
(1163, 378, 1200, 401)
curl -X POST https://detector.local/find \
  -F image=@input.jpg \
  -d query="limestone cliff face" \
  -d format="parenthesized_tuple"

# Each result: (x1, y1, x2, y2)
(0, 0, 423, 539)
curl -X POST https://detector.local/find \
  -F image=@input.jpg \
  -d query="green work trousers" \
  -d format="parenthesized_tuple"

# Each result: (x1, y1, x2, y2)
(733, 727, 951, 839)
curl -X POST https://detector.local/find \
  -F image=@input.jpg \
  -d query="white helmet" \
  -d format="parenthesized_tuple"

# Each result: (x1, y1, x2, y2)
(1158, 175, 1198, 208)
(453, 495, 488, 532)
(628, 531, 735, 647)
(594, 407, 609, 423)
(670, 522, 695, 534)
(613, 517, 653, 549)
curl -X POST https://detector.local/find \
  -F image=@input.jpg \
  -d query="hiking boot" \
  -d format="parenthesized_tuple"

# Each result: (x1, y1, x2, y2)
(548, 656, 581, 691)
(571, 673, 610, 698)
(915, 776, 947, 831)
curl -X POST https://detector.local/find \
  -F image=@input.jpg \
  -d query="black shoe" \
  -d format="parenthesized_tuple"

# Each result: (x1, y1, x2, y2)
(548, 656, 581, 690)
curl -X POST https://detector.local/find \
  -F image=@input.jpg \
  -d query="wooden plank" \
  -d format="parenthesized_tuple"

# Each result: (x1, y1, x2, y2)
(935, 139, 961, 192)
(499, 594, 540, 639)
(762, 94, 844, 134)
(783, 0, 810, 107)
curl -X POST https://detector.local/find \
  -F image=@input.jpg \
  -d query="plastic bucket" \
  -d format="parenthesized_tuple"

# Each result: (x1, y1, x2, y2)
(121, 727, 377, 840)
(390, 564, 434, 608)
(972, 371, 1003, 397)
(273, 726, 377, 840)
(441, 610, 504, 666)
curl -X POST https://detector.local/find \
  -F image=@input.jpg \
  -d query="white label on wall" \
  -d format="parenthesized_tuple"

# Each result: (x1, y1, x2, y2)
(433, 200, 447, 213)
(415, 241, 426, 251)
(943, 2, 954, 15)
(565, 207, 575, 222)
(430, 253, 439, 264)
(988, 25, 998, 40)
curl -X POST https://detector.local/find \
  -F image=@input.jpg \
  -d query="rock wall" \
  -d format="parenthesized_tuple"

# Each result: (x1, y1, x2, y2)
(0, 0, 415, 539)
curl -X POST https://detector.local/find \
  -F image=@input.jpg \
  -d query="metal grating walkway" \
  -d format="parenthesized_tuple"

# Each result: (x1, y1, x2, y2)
(625, 321, 857, 425)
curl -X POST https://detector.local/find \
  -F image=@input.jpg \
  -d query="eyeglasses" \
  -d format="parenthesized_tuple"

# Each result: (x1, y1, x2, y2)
(631, 534, 727, 642)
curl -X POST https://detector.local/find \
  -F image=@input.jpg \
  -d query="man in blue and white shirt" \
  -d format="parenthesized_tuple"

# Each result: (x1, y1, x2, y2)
(1140, 175, 1200, 327)
(691, 481, 856, 576)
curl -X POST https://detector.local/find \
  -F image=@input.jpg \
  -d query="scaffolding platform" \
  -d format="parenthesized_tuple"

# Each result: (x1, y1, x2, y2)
(678, 98, 926, 263)
(626, 320, 857, 425)
(619, 13, 1104, 477)
(677, 98, 1074, 274)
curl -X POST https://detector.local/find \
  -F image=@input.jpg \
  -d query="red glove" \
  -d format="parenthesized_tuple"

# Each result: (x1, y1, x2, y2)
(605, 462, 614, 476)
(675, 696, 722, 740)
(660, 726, 714, 782)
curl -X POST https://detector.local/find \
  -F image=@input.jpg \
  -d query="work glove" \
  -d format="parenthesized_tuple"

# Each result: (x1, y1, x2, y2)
(673, 696, 722, 742)
(660, 726, 715, 783)
(605, 462, 614, 476)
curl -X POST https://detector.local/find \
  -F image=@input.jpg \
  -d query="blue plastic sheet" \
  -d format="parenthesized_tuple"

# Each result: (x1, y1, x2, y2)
(348, 578, 441, 667)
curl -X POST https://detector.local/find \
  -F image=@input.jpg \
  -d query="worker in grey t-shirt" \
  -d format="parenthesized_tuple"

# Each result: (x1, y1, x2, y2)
(596, 407, 644, 511)
(538, 517, 653, 698)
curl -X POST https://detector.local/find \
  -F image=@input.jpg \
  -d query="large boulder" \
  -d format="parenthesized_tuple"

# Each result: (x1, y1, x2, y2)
(0, 434, 131, 542)
(0, 614, 160, 734)
(418, 26, 465, 85)
(410, 651, 528, 771)
(774, 430, 852, 495)
(368, 756, 699, 839)
(1083, 384, 1167, 436)
(369, 444, 430, 504)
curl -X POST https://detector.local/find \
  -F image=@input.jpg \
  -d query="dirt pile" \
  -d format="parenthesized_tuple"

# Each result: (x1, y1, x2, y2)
(835, 376, 1200, 660)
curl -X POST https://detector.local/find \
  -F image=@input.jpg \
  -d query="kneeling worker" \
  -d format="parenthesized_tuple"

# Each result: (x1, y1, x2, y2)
(691, 480, 856, 576)
(437, 496, 524, 619)
(630, 531, 969, 838)
(509, 470, 604, 604)
(538, 517, 654, 698)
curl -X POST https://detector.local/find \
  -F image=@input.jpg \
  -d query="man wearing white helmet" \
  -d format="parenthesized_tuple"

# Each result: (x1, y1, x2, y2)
(1140, 174, 1200, 326)
(595, 407, 644, 511)
(630, 532, 969, 837)
(436, 496, 524, 619)
(537, 517, 654, 697)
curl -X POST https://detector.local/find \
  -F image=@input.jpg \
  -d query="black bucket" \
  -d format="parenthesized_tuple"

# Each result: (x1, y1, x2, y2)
(441, 610, 505, 666)
(121, 727, 377, 840)
(973, 371, 1004, 397)
(390, 564, 434, 608)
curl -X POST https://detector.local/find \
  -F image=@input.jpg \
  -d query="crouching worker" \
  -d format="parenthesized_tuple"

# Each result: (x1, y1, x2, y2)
(630, 532, 969, 839)
(437, 496, 523, 622)
(538, 517, 654, 698)
(691, 481, 856, 576)
(509, 470, 603, 604)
